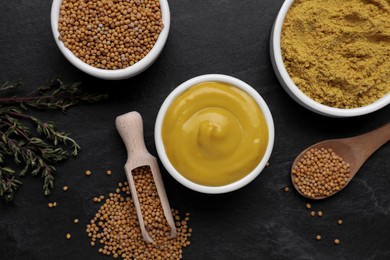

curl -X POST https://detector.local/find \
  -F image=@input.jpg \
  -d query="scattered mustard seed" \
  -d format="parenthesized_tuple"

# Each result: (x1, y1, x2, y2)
(284, 186, 289, 192)
(266, 162, 270, 167)
(306, 203, 312, 209)
(85, 170, 92, 176)
(310, 211, 315, 217)
(106, 170, 112, 176)
(91, 241, 95, 247)
(318, 211, 323, 217)
(334, 239, 340, 245)
(338, 219, 343, 225)
(66, 233, 71, 240)
(63, 186, 68, 191)
(74, 219, 79, 224)
(316, 235, 321, 241)
(48, 202, 57, 208)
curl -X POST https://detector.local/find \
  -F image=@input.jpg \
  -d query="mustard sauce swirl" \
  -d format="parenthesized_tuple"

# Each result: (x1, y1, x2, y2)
(162, 81, 268, 186)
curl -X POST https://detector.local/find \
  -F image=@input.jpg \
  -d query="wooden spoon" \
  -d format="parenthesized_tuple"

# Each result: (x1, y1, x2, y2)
(116, 111, 177, 243)
(291, 122, 390, 200)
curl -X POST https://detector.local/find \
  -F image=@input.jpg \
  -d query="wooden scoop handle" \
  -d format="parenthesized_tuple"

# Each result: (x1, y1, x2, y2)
(115, 111, 149, 163)
(346, 122, 390, 170)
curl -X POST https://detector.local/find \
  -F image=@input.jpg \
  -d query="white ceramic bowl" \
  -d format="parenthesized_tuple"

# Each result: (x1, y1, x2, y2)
(270, 0, 390, 117)
(51, 0, 170, 80)
(155, 74, 275, 194)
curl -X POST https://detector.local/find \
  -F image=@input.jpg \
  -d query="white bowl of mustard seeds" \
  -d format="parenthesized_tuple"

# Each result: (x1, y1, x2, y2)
(51, 0, 170, 80)
(270, 0, 390, 117)
(155, 74, 275, 194)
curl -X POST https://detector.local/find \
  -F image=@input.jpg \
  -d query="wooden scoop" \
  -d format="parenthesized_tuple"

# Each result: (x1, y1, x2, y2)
(116, 111, 177, 243)
(291, 122, 390, 200)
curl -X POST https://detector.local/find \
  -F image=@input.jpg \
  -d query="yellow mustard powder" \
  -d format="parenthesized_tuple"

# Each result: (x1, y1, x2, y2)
(281, 0, 390, 108)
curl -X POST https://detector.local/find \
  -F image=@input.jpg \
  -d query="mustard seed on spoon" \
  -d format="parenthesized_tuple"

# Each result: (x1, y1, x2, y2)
(292, 147, 351, 198)
(291, 122, 390, 200)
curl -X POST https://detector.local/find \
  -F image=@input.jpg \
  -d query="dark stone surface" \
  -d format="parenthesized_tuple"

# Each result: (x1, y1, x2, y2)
(0, 0, 389, 259)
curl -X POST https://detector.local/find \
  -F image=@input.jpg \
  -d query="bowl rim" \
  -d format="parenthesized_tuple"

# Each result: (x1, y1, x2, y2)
(155, 74, 275, 194)
(271, 0, 390, 117)
(50, 0, 170, 80)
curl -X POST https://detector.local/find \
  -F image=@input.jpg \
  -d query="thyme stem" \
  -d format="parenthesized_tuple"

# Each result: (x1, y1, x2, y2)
(0, 79, 107, 202)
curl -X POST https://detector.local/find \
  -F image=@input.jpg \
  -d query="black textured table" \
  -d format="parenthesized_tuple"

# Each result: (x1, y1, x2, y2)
(1, 1, 389, 259)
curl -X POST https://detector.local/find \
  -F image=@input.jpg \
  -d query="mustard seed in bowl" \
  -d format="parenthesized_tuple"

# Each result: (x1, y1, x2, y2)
(58, 0, 163, 70)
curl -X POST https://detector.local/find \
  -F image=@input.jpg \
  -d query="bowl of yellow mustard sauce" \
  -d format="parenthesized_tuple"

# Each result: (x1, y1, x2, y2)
(155, 74, 274, 193)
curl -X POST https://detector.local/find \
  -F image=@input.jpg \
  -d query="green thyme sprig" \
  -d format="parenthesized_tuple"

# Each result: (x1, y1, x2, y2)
(0, 79, 107, 202)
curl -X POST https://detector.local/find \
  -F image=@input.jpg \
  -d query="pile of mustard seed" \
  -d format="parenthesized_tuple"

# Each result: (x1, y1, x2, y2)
(58, 0, 163, 69)
(86, 170, 191, 259)
(292, 148, 350, 198)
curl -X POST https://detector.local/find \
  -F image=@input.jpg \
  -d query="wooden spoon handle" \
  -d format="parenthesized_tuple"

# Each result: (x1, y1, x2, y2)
(115, 111, 149, 161)
(347, 122, 390, 166)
